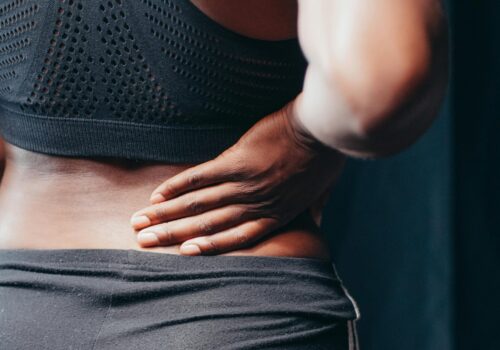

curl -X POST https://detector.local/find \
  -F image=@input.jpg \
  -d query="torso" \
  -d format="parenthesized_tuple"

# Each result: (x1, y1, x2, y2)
(0, 0, 332, 261)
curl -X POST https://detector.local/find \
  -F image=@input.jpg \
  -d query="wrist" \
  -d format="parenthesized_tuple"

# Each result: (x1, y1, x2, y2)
(285, 94, 342, 157)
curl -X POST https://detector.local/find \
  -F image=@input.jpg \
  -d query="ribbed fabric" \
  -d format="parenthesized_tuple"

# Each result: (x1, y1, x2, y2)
(0, 103, 251, 162)
(0, 0, 307, 162)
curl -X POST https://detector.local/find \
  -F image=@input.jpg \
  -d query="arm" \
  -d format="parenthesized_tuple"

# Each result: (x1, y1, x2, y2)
(129, 1, 449, 255)
(294, 0, 449, 158)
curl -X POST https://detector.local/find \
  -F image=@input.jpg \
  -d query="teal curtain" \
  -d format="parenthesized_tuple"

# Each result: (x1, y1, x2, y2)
(322, 1, 499, 349)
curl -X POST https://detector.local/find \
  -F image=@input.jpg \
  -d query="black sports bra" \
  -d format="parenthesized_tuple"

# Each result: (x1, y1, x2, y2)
(0, 0, 307, 162)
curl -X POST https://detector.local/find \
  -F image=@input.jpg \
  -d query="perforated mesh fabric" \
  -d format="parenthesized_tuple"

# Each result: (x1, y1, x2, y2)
(0, 0, 307, 162)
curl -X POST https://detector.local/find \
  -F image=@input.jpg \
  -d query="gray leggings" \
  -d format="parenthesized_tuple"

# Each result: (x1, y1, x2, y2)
(0, 249, 359, 350)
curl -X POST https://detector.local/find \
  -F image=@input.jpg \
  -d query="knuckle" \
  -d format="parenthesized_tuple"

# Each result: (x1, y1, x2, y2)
(232, 157, 249, 175)
(196, 218, 214, 235)
(231, 205, 250, 222)
(156, 225, 176, 243)
(206, 239, 219, 253)
(187, 171, 202, 187)
(256, 196, 280, 211)
(153, 204, 170, 220)
(235, 182, 257, 197)
(162, 182, 177, 197)
(253, 181, 275, 199)
(219, 156, 246, 180)
(220, 146, 237, 160)
(244, 201, 269, 216)
(233, 229, 252, 246)
(185, 196, 203, 214)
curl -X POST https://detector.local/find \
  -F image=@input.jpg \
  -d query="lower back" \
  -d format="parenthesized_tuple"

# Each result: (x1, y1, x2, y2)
(0, 143, 331, 260)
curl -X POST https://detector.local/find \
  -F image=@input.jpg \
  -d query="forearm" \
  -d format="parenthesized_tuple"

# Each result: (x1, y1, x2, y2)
(294, 0, 449, 158)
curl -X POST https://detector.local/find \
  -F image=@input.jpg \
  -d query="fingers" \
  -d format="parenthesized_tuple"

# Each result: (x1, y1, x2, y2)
(149, 155, 241, 203)
(130, 182, 249, 230)
(178, 218, 279, 256)
(135, 205, 255, 247)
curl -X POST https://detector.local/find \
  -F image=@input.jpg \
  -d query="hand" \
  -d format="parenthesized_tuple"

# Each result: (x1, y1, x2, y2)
(130, 97, 346, 255)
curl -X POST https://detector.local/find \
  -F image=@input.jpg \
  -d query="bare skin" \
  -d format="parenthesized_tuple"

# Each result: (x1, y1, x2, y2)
(0, 142, 331, 259)
(128, 0, 446, 256)
(0, 0, 332, 261)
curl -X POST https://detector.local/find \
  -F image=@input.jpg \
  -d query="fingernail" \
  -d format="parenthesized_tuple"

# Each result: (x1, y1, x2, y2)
(137, 232, 160, 246)
(130, 215, 151, 229)
(150, 193, 166, 204)
(180, 244, 201, 256)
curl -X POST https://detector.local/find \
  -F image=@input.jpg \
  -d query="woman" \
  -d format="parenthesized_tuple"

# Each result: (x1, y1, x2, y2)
(0, 0, 447, 349)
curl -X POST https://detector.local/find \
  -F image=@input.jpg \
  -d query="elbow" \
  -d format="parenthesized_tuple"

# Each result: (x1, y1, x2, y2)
(303, 2, 449, 158)
(327, 25, 446, 149)
(353, 54, 432, 141)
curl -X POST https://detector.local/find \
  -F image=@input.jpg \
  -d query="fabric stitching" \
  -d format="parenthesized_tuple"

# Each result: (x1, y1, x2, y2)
(90, 262, 118, 350)
(0, 103, 244, 130)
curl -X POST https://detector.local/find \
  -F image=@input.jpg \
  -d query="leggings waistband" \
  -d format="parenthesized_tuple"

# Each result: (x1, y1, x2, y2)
(0, 248, 337, 275)
(0, 248, 360, 349)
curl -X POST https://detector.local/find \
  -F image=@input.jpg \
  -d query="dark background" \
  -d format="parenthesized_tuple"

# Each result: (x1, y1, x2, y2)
(323, 1, 499, 349)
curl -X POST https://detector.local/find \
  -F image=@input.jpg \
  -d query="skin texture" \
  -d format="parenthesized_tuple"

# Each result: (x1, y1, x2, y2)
(0, 1, 448, 258)
(0, 140, 332, 260)
(295, 0, 449, 157)
(0, 0, 333, 261)
(131, 100, 345, 255)
(130, 0, 448, 255)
